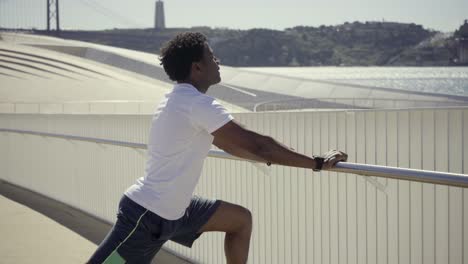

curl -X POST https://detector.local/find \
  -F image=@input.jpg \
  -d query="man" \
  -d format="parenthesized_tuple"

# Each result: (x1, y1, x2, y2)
(88, 32, 347, 264)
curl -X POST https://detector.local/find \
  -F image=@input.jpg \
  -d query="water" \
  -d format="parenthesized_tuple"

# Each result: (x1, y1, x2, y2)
(243, 67, 468, 98)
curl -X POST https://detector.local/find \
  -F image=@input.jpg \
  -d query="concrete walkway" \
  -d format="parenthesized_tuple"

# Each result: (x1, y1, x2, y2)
(0, 180, 191, 264)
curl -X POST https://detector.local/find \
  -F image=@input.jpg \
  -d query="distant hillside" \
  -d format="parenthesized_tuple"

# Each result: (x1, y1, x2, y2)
(33, 21, 457, 66)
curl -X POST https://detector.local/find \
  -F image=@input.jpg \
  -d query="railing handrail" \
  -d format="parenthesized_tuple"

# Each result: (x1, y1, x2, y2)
(3, 98, 467, 106)
(1, 128, 467, 188)
(253, 97, 468, 112)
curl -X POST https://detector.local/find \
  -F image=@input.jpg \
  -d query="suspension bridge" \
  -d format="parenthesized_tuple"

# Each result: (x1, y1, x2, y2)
(0, 0, 145, 33)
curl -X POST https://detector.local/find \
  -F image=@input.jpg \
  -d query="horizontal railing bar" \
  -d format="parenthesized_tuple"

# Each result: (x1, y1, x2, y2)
(0, 128, 147, 149)
(330, 163, 468, 188)
(1, 128, 467, 188)
(2, 97, 468, 104)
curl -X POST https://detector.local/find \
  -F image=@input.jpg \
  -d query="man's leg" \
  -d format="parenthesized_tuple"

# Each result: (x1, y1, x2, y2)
(88, 196, 165, 264)
(198, 201, 252, 264)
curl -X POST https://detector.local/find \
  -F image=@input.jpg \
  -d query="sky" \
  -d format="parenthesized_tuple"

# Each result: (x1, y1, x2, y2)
(0, 0, 467, 32)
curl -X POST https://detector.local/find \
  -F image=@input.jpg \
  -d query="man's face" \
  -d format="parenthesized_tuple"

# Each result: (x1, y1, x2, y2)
(199, 43, 221, 86)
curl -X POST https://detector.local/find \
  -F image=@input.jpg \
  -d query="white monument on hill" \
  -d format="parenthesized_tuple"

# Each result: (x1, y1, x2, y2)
(154, 0, 165, 29)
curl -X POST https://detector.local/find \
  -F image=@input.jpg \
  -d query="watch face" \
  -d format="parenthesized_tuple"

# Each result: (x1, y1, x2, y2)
(313, 156, 324, 171)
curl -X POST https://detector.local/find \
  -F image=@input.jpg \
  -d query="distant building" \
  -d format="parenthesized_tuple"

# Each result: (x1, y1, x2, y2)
(458, 39, 468, 64)
(455, 20, 468, 64)
(154, 0, 165, 29)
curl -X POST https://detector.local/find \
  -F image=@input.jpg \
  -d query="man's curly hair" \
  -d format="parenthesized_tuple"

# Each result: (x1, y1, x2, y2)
(159, 32, 207, 81)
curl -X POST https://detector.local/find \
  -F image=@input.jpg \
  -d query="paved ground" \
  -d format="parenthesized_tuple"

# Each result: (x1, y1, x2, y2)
(0, 180, 191, 264)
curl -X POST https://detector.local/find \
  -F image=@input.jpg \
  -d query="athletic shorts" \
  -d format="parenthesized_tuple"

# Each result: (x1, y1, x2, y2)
(87, 194, 221, 264)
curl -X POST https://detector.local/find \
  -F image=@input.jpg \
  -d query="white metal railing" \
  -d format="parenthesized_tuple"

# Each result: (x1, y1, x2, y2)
(1, 128, 467, 188)
(0, 100, 244, 114)
(0, 100, 157, 115)
(2, 98, 468, 115)
(2, 109, 467, 264)
(253, 97, 468, 112)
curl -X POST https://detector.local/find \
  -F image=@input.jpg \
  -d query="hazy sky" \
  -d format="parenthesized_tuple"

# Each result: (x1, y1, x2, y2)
(0, 0, 467, 32)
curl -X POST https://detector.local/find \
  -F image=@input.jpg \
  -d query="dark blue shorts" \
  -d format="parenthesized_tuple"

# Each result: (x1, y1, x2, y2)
(87, 195, 221, 264)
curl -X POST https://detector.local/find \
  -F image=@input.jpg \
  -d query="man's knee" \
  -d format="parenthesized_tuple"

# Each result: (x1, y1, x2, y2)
(199, 201, 253, 234)
(233, 206, 252, 234)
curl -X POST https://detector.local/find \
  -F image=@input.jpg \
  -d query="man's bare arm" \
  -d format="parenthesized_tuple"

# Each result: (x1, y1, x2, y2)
(212, 120, 347, 170)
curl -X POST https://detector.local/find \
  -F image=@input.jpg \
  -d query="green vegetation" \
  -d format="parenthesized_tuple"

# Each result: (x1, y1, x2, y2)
(34, 21, 462, 66)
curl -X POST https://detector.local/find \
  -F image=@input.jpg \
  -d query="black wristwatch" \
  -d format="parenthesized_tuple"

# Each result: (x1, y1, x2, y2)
(313, 156, 324, 172)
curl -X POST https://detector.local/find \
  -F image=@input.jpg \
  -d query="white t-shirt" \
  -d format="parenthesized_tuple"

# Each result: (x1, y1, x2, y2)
(124, 83, 234, 220)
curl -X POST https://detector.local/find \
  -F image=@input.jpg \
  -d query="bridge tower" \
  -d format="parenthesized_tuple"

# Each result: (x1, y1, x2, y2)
(47, 0, 60, 33)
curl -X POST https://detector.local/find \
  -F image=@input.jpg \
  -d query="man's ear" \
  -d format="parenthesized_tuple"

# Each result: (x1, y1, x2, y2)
(192, 62, 202, 73)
